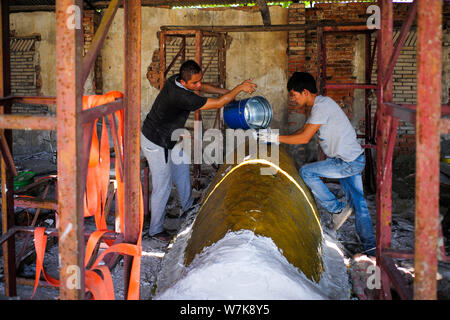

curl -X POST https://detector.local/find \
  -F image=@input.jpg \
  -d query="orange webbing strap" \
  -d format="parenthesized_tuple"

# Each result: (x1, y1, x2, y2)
(83, 96, 99, 218)
(99, 116, 110, 229)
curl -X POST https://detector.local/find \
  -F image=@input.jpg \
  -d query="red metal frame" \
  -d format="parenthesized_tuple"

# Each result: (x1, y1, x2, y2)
(413, 0, 442, 300)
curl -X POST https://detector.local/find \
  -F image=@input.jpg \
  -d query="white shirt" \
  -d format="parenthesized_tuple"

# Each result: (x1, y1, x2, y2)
(306, 95, 363, 162)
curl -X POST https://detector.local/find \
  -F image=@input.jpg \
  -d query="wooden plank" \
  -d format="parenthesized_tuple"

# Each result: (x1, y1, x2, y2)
(0, 114, 56, 130)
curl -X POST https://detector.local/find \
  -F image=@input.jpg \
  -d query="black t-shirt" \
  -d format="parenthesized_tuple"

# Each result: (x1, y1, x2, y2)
(142, 74, 208, 149)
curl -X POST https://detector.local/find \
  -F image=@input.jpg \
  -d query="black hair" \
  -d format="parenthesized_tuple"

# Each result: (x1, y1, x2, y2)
(179, 60, 202, 82)
(287, 72, 318, 94)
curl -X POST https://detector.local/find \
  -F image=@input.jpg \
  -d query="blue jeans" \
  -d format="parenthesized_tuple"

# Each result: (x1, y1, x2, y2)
(299, 154, 376, 253)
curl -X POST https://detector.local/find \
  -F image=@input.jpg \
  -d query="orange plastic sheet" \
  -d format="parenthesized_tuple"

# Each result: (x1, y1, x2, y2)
(32, 91, 143, 300)
(185, 144, 324, 283)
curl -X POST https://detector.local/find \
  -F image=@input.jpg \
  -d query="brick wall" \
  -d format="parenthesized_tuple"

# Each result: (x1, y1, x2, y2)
(445, 6, 450, 106)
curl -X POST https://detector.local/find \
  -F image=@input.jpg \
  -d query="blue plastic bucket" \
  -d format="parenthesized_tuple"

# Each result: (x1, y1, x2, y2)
(223, 96, 273, 130)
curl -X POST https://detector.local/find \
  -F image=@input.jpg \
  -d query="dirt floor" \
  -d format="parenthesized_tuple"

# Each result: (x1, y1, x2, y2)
(0, 150, 449, 300)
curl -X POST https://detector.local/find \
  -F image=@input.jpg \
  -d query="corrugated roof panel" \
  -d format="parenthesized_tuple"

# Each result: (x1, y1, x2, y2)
(9, 0, 258, 6)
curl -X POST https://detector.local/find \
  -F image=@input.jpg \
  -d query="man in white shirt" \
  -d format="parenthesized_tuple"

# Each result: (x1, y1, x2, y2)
(260, 72, 375, 256)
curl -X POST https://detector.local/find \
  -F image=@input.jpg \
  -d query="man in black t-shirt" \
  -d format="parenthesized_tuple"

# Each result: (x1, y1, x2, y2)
(142, 60, 256, 241)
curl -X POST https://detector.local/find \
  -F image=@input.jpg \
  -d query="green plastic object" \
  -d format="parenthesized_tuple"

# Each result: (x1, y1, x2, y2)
(14, 171, 36, 191)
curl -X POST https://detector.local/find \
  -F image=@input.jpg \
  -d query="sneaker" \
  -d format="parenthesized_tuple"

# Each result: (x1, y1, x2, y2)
(150, 230, 172, 242)
(332, 203, 353, 230)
